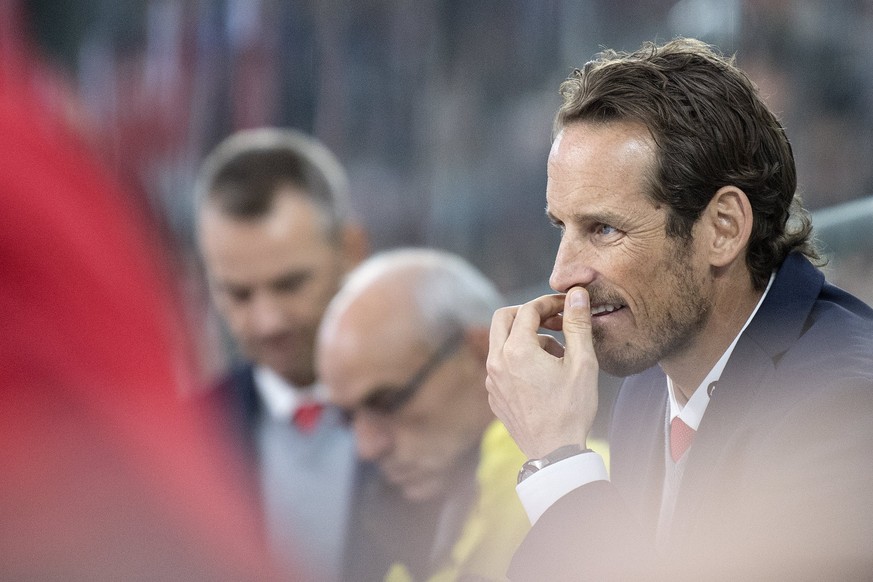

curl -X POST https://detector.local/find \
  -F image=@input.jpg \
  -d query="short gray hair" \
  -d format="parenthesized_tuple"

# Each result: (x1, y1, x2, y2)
(328, 247, 503, 343)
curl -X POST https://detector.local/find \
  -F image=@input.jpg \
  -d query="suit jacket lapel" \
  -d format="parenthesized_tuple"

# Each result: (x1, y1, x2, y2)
(611, 367, 669, 540)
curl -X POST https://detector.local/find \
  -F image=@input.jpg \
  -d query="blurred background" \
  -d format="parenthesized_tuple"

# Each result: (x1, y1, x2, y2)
(6, 0, 872, 379)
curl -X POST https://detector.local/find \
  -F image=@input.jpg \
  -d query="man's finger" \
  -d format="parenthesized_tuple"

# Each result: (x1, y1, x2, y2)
(538, 334, 565, 358)
(489, 305, 518, 357)
(562, 287, 595, 367)
(541, 312, 564, 332)
(510, 294, 566, 341)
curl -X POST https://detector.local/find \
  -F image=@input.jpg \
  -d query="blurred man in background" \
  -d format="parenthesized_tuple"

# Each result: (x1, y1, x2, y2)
(319, 248, 604, 581)
(195, 128, 368, 581)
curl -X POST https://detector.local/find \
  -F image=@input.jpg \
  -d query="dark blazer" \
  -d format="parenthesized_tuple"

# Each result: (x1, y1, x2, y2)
(510, 253, 873, 581)
(204, 364, 263, 468)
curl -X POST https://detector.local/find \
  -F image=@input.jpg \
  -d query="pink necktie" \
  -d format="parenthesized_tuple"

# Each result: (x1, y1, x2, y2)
(293, 403, 324, 434)
(670, 416, 696, 462)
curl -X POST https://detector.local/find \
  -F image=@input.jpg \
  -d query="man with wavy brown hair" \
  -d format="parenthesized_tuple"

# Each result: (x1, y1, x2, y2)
(487, 38, 873, 580)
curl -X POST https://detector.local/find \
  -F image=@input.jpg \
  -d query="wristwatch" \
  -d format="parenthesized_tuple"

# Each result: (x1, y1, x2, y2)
(517, 444, 592, 484)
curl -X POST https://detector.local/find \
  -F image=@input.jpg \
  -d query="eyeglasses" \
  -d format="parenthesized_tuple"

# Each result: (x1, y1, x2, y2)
(342, 329, 464, 424)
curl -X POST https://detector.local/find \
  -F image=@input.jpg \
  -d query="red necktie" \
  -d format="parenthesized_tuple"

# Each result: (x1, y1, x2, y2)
(670, 416, 696, 462)
(293, 403, 324, 434)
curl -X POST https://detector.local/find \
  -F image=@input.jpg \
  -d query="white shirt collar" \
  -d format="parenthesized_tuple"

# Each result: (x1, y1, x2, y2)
(252, 365, 325, 421)
(667, 272, 776, 429)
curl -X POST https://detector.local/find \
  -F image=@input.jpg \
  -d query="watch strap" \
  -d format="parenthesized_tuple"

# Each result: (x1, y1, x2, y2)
(517, 443, 593, 484)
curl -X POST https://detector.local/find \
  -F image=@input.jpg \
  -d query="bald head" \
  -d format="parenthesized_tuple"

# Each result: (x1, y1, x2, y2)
(316, 248, 502, 501)
(320, 247, 502, 345)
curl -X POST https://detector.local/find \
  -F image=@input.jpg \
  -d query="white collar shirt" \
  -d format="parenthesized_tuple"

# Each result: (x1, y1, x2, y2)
(668, 272, 775, 428)
(253, 365, 325, 422)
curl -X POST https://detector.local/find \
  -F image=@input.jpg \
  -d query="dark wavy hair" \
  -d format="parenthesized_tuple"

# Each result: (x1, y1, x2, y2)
(555, 38, 820, 289)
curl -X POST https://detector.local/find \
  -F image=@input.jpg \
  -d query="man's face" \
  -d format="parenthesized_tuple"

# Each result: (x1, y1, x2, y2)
(199, 188, 346, 386)
(547, 121, 712, 377)
(319, 309, 487, 502)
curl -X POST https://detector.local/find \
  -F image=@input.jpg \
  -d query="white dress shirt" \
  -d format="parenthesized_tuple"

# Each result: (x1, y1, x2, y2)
(253, 364, 326, 419)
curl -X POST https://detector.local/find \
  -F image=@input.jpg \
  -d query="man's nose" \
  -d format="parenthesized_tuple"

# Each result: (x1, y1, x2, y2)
(352, 414, 392, 461)
(549, 238, 597, 293)
(247, 292, 286, 337)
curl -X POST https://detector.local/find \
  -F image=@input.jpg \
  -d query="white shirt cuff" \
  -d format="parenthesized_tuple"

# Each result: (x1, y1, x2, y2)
(516, 452, 609, 525)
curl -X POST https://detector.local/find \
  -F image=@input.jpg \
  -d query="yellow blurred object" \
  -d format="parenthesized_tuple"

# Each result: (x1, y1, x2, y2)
(386, 421, 610, 581)
(386, 420, 523, 581)
(385, 421, 525, 581)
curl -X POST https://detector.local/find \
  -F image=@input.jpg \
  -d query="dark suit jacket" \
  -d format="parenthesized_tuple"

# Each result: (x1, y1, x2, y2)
(510, 253, 873, 581)
(193, 365, 267, 527)
(204, 364, 263, 467)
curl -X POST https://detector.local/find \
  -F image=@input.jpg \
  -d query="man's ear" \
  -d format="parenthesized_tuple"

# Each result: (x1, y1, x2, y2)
(339, 221, 370, 271)
(702, 186, 753, 268)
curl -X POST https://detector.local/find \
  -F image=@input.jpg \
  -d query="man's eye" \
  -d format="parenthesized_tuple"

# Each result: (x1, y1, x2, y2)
(363, 387, 402, 414)
(273, 272, 311, 294)
(595, 224, 619, 237)
(225, 288, 251, 303)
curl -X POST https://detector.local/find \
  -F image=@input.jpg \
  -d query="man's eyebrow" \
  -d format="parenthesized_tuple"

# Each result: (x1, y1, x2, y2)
(545, 207, 561, 225)
(546, 207, 625, 228)
(272, 269, 311, 288)
(214, 279, 249, 294)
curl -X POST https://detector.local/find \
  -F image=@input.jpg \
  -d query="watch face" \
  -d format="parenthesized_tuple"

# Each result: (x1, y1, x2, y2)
(517, 459, 545, 484)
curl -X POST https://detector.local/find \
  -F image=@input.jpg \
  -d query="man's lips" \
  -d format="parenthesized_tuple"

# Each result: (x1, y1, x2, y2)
(590, 303, 626, 316)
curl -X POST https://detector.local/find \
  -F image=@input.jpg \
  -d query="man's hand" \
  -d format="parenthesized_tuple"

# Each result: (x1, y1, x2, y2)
(486, 287, 599, 459)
